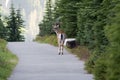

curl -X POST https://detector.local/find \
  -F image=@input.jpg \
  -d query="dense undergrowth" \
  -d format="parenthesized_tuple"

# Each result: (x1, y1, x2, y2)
(0, 39, 18, 80)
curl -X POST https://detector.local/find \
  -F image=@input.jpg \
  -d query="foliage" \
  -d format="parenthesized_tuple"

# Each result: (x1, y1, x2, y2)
(38, 0, 120, 80)
(39, 0, 80, 37)
(0, 18, 7, 40)
(7, 4, 25, 41)
(39, 0, 53, 36)
(35, 35, 57, 46)
(82, 0, 115, 73)
(53, 0, 80, 38)
(105, 2, 120, 79)
(93, 54, 107, 80)
(85, 49, 100, 73)
(77, 0, 111, 50)
(0, 39, 18, 80)
(15, 9, 25, 41)
(106, 45, 120, 80)
(93, 0, 120, 80)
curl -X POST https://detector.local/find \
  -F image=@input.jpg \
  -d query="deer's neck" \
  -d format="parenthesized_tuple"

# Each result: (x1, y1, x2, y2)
(55, 31, 63, 35)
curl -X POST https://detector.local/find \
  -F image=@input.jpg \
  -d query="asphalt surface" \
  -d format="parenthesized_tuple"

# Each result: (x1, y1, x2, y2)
(7, 42, 93, 80)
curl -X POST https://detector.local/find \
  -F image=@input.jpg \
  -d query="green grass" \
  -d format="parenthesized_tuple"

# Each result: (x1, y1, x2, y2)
(35, 35, 90, 61)
(0, 39, 18, 80)
(35, 35, 58, 46)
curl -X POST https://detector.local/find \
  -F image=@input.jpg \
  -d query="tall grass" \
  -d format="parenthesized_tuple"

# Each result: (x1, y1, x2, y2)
(35, 35, 58, 46)
(0, 39, 18, 80)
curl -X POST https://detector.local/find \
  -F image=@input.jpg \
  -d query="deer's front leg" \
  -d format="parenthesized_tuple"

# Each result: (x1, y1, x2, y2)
(58, 39, 61, 55)
(60, 41, 64, 55)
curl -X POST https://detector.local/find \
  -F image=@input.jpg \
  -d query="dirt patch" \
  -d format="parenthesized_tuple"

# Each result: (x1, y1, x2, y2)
(67, 46, 90, 61)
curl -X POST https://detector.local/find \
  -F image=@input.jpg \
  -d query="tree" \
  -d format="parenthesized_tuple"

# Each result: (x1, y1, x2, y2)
(0, 5, 7, 40)
(54, 0, 80, 38)
(93, 0, 120, 80)
(76, 0, 113, 73)
(77, 0, 109, 49)
(0, 16, 6, 39)
(39, 0, 53, 36)
(7, 4, 25, 41)
(7, 4, 17, 41)
(104, 1, 120, 79)
(16, 8, 25, 41)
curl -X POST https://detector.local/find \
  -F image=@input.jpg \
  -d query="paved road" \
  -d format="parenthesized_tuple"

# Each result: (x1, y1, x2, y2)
(7, 42, 93, 80)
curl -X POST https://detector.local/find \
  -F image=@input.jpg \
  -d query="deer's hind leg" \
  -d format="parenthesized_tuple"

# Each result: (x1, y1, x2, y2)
(61, 45, 64, 55)
(58, 40, 61, 55)
(60, 41, 64, 55)
(58, 46, 61, 55)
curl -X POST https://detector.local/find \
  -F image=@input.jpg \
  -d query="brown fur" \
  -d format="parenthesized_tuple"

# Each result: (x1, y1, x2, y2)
(53, 24, 65, 55)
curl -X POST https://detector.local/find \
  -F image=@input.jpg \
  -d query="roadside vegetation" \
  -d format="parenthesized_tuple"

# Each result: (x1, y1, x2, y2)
(37, 0, 120, 80)
(0, 4, 25, 42)
(35, 35, 90, 61)
(0, 39, 18, 80)
(0, 3, 24, 80)
(36, 35, 58, 46)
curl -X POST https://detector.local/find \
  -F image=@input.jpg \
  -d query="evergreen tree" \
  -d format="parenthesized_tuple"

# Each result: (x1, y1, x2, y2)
(16, 8, 25, 41)
(7, 4, 25, 41)
(77, 0, 109, 49)
(93, 0, 120, 80)
(76, 0, 113, 73)
(38, 1, 120, 80)
(52, 0, 61, 22)
(0, 16, 6, 39)
(44, 0, 53, 34)
(104, 1, 120, 79)
(54, 0, 80, 38)
(7, 4, 17, 41)
(39, 0, 53, 36)
(0, 5, 6, 39)
(39, 19, 48, 36)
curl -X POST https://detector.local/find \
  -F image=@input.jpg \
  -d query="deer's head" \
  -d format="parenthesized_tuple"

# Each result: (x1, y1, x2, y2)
(52, 23, 60, 33)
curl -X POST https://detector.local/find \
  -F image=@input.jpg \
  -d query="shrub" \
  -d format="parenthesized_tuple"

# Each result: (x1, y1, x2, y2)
(0, 39, 18, 80)
(106, 45, 120, 80)
(85, 48, 102, 73)
(93, 54, 107, 80)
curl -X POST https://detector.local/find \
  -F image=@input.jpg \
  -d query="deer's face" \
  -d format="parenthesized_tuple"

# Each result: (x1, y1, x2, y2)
(52, 24, 60, 32)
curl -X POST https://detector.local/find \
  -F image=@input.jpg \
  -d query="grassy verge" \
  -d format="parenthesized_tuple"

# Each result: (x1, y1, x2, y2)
(66, 46, 90, 61)
(35, 35, 58, 46)
(35, 35, 90, 61)
(0, 39, 18, 80)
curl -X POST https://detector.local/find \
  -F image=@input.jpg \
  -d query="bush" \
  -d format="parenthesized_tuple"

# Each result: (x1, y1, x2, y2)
(106, 45, 120, 80)
(0, 39, 18, 80)
(94, 45, 120, 80)
(104, 3, 120, 79)
(93, 54, 107, 80)
(0, 39, 7, 51)
(93, 2, 120, 80)
(85, 48, 102, 73)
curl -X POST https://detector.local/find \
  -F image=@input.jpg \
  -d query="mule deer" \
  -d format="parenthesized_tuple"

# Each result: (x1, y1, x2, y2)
(53, 23, 65, 55)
